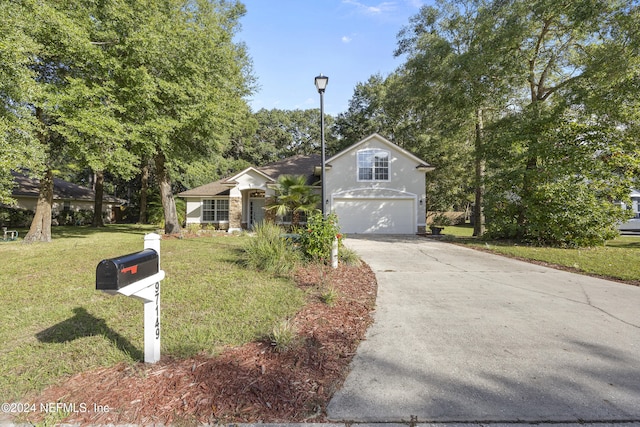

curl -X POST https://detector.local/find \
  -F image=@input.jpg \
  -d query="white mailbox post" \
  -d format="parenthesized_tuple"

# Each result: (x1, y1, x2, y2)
(96, 233, 165, 363)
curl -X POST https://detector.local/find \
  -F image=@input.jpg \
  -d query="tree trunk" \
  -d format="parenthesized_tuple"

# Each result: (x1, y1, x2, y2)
(91, 170, 105, 227)
(473, 109, 485, 237)
(24, 169, 54, 243)
(139, 162, 149, 224)
(154, 151, 181, 235)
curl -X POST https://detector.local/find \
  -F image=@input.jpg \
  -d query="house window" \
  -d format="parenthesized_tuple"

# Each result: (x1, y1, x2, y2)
(357, 149, 390, 181)
(202, 199, 229, 222)
(280, 210, 308, 224)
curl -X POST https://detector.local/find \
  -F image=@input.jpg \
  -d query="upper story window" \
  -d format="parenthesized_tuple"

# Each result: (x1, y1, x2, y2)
(357, 149, 390, 181)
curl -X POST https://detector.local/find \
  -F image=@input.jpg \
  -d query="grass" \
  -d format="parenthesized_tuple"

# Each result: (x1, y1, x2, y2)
(442, 223, 640, 282)
(0, 225, 305, 401)
(244, 221, 302, 276)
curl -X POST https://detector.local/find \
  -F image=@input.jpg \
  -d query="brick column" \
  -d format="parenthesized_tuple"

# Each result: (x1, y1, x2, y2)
(229, 196, 242, 231)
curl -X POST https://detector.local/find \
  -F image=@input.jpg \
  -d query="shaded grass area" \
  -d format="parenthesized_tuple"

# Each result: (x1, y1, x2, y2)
(0, 225, 304, 401)
(444, 224, 640, 283)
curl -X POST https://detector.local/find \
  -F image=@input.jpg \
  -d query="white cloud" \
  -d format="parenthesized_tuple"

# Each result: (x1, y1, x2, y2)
(405, 0, 423, 8)
(341, 35, 352, 43)
(343, 0, 397, 16)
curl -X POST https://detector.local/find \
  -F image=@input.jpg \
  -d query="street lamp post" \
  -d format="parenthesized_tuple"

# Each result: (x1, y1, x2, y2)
(314, 74, 328, 217)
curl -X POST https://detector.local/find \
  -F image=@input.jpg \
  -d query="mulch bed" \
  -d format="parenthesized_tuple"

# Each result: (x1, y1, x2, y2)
(22, 262, 377, 425)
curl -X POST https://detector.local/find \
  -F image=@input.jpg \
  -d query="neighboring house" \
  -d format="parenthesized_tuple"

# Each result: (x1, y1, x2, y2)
(618, 189, 640, 231)
(9, 171, 124, 223)
(179, 133, 434, 234)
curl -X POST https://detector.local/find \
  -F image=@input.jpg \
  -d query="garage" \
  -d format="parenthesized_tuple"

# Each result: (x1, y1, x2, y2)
(333, 197, 415, 234)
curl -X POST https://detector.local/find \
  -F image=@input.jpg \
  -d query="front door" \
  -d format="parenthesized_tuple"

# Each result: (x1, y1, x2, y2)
(249, 197, 265, 229)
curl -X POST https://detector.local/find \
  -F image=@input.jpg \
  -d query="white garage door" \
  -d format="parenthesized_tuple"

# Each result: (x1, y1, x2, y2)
(333, 198, 415, 234)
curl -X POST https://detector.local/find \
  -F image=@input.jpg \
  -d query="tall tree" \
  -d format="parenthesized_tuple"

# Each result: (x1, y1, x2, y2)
(50, 0, 140, 227)
(393, 1, 502, 226)
(0, 0, 45, 204)
(483, 0, 639, 246)
(111, 0, 254, 234)
(332, 75, 393, 154)
(16, 0, 99, 242)
(242, 108, 335, 164)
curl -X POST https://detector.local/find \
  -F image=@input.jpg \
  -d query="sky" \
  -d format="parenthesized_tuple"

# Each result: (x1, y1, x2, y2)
(236, 0, 428, 116)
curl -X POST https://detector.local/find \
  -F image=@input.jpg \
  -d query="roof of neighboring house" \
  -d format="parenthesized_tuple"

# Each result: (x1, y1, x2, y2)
(11, 171, 123, 203)
(178, 154, 321, 198)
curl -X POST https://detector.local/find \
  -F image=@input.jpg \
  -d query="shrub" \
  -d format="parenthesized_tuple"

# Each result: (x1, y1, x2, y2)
(298, 212, 342, 262)
(244, 221, 301, 275)
(186, 223, 201, 234)
(0, 207, 33, 227)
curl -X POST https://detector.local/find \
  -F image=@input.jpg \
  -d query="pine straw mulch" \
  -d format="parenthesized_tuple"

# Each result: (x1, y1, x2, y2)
(23, 262, 377, 425)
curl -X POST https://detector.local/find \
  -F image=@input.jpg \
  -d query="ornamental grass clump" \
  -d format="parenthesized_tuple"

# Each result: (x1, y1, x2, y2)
(268, 318, 299, 353)
(244, 221, 301, 276)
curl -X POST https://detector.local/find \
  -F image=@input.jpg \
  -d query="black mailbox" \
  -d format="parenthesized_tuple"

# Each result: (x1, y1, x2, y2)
(96, 249, 159, 291)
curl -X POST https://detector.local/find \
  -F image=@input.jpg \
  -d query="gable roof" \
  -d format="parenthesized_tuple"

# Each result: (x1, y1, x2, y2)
(178, 154, 321, 198)
(223, 166, 275, 185)
(177, 180, 232, 197)
(11, 171, 123, 203)
(327, 133, 433, 170)
(257, 154, 320, 186)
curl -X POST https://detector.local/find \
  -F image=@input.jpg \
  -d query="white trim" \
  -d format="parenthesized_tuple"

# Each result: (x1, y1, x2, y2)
(331, 187, 416, 199)
(327, 133, 431, 168)
(356, 148, 391, 183)
(200, 197, 230, 223)
(225, 167, 274, 185)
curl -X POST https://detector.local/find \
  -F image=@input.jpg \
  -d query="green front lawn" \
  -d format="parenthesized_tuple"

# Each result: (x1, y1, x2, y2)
(444, 224, 640, 283)
(0, 225, 305, 401)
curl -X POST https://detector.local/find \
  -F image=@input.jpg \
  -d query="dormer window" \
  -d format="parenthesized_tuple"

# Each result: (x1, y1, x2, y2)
(357, 149, 390, 181)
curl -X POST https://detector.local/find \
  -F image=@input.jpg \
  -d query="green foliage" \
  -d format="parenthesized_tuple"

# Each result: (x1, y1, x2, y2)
(1, 0, 255, 238)
(0, 1, 44, 204)
(388, 0, 640, 246)
(267, 174, 320, 227)
(244, 221, 302, 276)
(246, 108, 337, 162)
(486, 177, 625, 247)
(332, 75, 393, 154)
(54, 209, 95, 226)
(298, 212, 342, 261)
(0, 207, 33, 228)
(147, 194, 185, 228)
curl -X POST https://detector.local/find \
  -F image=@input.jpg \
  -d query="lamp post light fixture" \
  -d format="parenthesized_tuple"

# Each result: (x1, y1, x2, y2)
(315, 74, 329, 217)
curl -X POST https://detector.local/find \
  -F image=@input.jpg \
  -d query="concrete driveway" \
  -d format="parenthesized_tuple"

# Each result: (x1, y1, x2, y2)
(327, 235, 640, 424)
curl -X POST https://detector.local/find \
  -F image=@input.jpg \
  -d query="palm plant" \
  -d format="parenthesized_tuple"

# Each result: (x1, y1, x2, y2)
(267, 174, 320, 227)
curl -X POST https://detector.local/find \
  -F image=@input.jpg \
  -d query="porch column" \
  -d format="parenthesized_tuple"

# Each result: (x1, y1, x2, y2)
(229, 196, 242, 232)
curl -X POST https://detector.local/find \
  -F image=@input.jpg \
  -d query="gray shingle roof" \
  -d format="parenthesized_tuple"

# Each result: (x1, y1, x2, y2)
(178, 154, 321, 197)
(11, 171, 123, 203)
